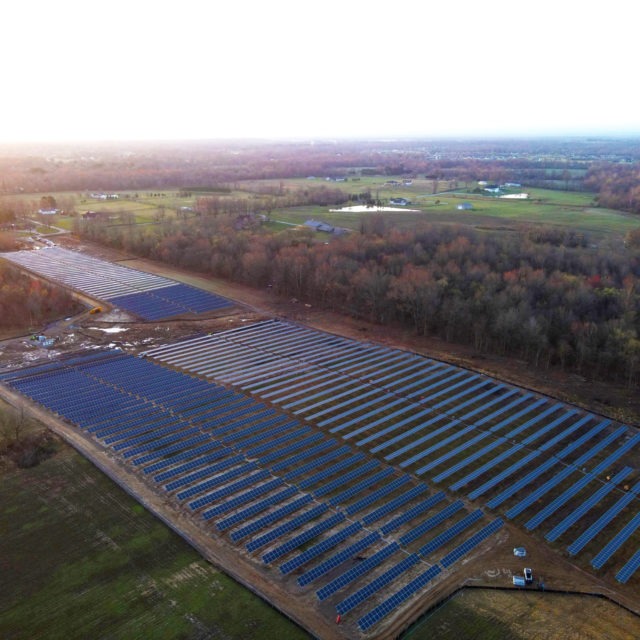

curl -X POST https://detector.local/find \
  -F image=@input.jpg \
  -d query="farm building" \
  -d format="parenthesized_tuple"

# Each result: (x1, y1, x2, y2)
(304, 219, 335, 233)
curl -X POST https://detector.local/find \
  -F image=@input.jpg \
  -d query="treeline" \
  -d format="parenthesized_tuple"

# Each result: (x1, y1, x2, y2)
(79, 216, 640, 387)
(0, 263, 82, 328)
(194, 186, 349, 216)
(585, 163, 640, 214)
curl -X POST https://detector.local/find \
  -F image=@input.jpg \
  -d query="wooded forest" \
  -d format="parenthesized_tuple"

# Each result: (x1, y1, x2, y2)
(78, 214, 640, 387)
(0, 263, 82, 329)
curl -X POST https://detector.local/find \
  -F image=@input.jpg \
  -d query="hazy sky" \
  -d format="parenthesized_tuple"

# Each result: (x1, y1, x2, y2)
(3, 0, 638, 143)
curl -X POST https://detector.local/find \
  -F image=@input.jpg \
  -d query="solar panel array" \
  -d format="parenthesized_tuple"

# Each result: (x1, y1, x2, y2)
(4, 314, 639, 636)
(1, 348, 512, 636)
(142, 318, 640, 589)
(1, 246, 233, 320)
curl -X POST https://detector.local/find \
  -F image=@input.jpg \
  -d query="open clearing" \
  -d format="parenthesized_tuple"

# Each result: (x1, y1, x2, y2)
(0, 444, 309, 640)
(406, 588, 640, 640)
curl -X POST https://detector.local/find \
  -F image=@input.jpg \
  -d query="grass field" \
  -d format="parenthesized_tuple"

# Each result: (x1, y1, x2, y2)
(0, 444, 310, 640)
(403, 588, 640, 640)
(7, 178, 640, 240)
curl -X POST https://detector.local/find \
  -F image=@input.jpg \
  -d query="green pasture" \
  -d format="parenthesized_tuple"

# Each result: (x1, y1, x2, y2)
(0, 449, 309, 640)
(4, 179, 639, 239)
(267, 187, 639, 239)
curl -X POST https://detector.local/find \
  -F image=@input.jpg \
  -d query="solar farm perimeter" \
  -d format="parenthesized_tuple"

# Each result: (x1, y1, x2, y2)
(0, 249, 639, 638)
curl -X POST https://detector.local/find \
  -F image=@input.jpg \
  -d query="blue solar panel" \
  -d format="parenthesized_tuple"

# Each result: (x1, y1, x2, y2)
(154, 448, 236, 483)
(220, 412, 284, 444)
(506, 426, 628, 520)
(486, 419, 610, 509)
(122, 427, 201, 458)
(297, 532, 381, 586)
(262, 512, 346, 564)
(205, 479, 288, 522)
(440, 518, 504, 567)
(313, 386, 394, 426)
(109, 283, 232, 321)
(188, 469, 271, 511)
(314, 460, 379, 498)
(280, 522, 363, 575)
(526, 440, 639, 532)
(258, 432, 324, 466)
(246, 503, 329, 553)
(545, 467, 633, 542)
(591, 511, 640, 570)
(329, 468, 394, 507)
(298, 453, 365, 490)
(422, 395, 540, 478)
(316, 542, 400, 600)
(358, 565, 442, 631)
(387, 417, 473, 465)
(164, 455, 245, 491)
(380, 492, 446, 535)
(230, 494, 313, 542)
(467, 450, 542, 500)
(134, 433, 213, 467)
(345, 475, 410, 516)
(336, 553, 421, 614)
(448, 444, 525, 492)
(362, 484, 428, 526)
(537, 415, 596, 452)
(616, 549, 640, 584)
(176, 461, 257, 500)
(418, 510, 483, 558)
(337, 396, 409, 439)
(144, 441, 226, 475)
(423, 422, 517, 476)
(244, 426, 309, 457)
(279, 442, 343, 477)
(366, 385, 512, 452)
(568, 480, 640, 556)
(399, 501, 464, 546)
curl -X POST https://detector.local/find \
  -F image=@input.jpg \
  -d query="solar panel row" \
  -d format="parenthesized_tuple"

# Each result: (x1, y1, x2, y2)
(262, 512, 346, 564)
(357, 565, 442, 631)
(336, 553, 421, 614)
(316, 542, 400, 601)
(297, 533, 381, 587)
(279, 522, 364, 575)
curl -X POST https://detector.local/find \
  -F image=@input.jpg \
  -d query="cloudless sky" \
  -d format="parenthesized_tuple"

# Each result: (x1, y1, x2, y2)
(2, 0, 638, 143)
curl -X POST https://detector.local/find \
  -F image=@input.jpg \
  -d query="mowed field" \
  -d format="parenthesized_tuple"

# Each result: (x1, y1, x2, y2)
(15, 178, 640, 240)
(0, 444, 309, 640)
(406, 588, 640, 640)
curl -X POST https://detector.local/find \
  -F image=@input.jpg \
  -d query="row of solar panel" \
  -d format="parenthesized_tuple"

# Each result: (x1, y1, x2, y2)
(1, 247, 233, 320)
(142, 327, 635, 576)
(7, 348, 636, 596)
